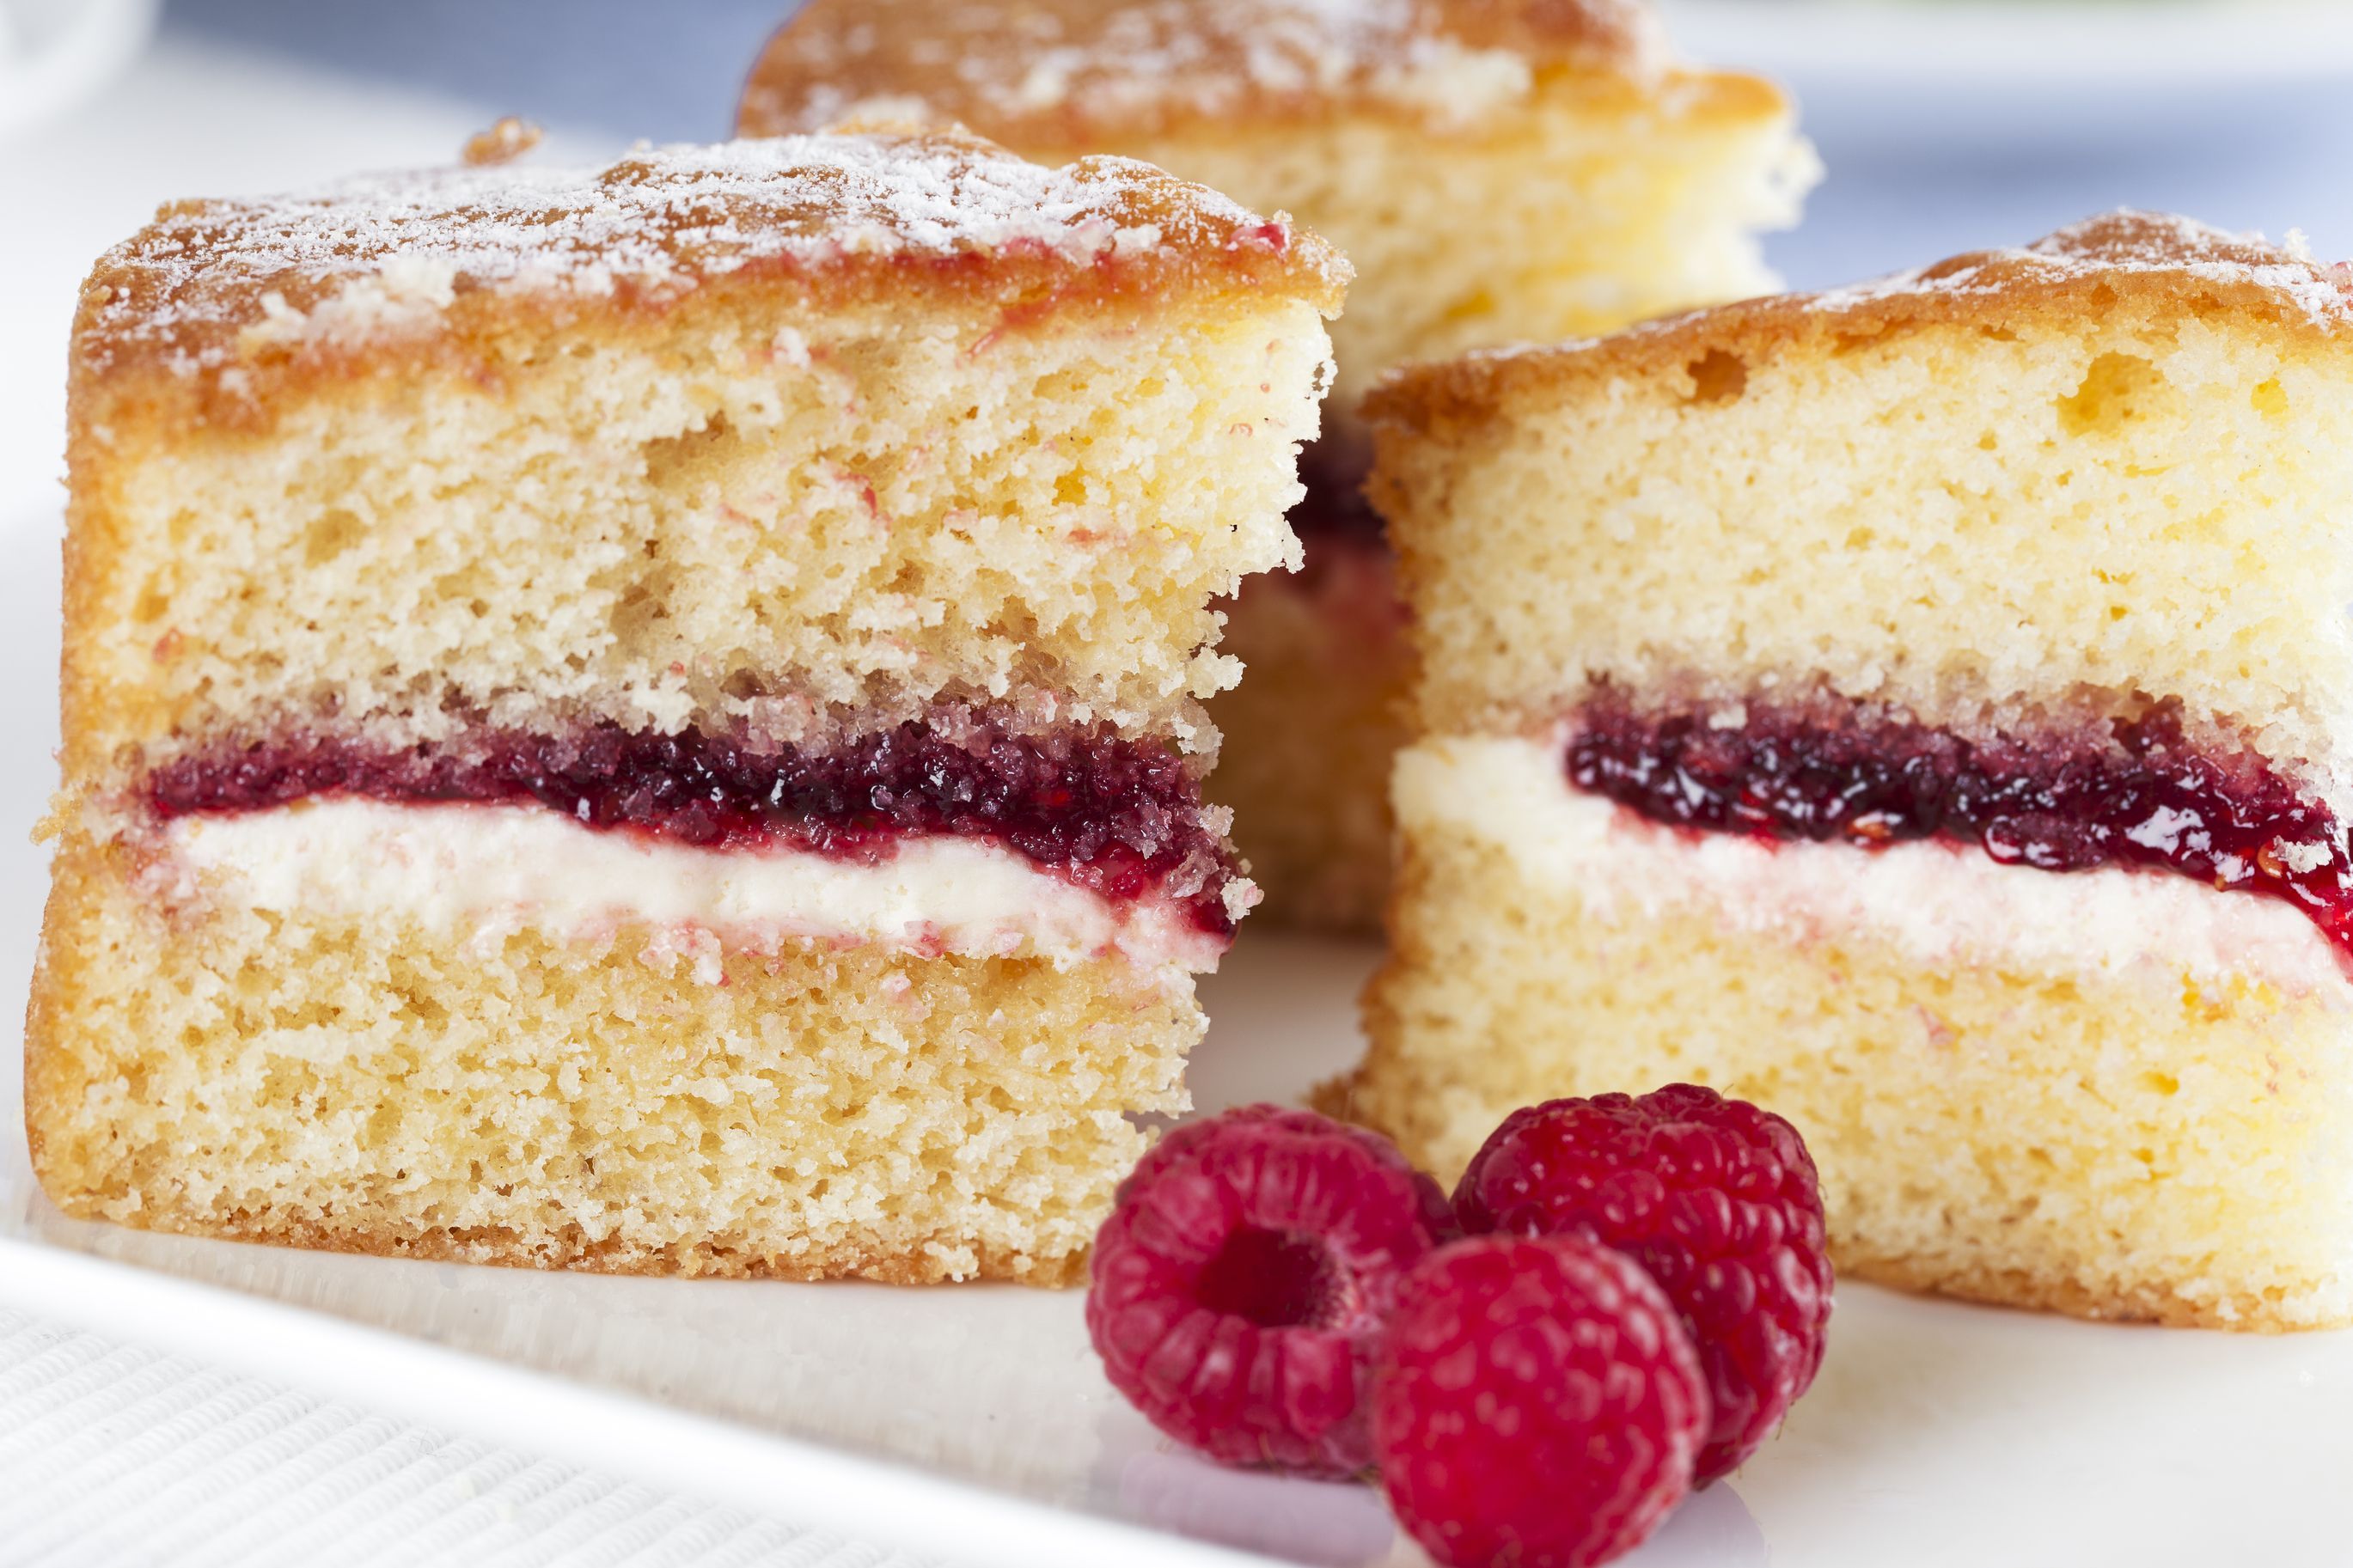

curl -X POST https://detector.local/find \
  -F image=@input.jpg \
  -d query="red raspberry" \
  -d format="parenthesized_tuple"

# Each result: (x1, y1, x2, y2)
(1086, 1105, 1454, 1475)
(1372, 1235, 1708, 1568)
(1452, 1085, 1833, 1484)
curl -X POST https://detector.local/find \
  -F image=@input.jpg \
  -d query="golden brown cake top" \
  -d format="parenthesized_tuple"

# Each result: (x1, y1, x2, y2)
(739, 0, 1668, 142)
(1368, 211, 2353, 432)
(75, 125, 1346, 421)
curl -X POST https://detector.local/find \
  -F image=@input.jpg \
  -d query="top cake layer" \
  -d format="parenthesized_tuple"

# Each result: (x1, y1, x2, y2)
(75, 125, 1346, 431)
(64, 129, 1341, 784)
(1366, 212, 2353, 810)
(740, 0, 1664, 143)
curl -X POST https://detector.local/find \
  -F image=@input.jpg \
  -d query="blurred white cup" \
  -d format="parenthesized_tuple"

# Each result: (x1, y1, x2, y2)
(0, 0, 161, 134)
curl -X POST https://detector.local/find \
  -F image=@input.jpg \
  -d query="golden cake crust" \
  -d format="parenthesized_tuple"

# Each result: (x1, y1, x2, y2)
(1367, 210, 2353, 436)
(73, 125, 1345, 434)
(31, 1192, 1085, 1287)
(740, 0, 1677, 143)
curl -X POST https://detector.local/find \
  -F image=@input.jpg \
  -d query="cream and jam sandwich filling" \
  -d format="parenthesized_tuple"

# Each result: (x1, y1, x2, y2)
(141, 714, 1249, 965)
(1562, 693, 2353, 957)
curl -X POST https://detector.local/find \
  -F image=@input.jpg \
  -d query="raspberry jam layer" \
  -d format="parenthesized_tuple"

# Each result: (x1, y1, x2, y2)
(150, 719, 1241, 937)
(1567, 695, 2353, 954)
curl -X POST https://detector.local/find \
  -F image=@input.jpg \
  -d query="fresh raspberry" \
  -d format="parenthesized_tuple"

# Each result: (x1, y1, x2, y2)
(1372, 1235, 1708, 1568)
(1086, 1105, 1453, 1476)
(1452, 1085, 1833, 1483)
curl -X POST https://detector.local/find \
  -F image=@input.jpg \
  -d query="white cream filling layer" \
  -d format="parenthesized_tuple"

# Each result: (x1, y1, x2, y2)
(1397, 735, 2353, 999)
(161, 798, 1225, 972)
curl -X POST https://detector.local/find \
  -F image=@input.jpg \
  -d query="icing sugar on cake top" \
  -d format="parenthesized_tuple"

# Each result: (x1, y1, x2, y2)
(76, 125, 1346, 391)
(1773, 209, 2353, 336)
(1372, 211, 2353, 423)
(742, 0, 1666, 141)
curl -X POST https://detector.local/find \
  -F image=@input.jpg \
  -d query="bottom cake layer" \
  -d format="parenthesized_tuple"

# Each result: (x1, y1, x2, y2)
(1212, 536, 1404, 931)
(27, 834, 1196, 1284)
(1341, 736, 2353, 1330)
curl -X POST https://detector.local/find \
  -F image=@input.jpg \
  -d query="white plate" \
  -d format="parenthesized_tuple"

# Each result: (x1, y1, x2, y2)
(4, 34, 2352, 1568)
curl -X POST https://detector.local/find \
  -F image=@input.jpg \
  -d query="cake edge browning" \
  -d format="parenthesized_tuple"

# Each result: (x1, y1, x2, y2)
(1365, 210, 2353, 439)
(1832, 1246, 2289, 1334)
(30, 1182, 1090, 1287)
(73, 125, 1348, 436)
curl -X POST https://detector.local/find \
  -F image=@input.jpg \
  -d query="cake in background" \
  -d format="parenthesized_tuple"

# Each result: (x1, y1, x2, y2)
(1342, 212, 2353, 1329)
(27, 126, 1344, 1284)
(741, 0, 1818, 928)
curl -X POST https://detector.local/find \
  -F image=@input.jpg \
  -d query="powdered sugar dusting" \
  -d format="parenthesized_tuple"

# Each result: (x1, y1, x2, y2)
(78, 127, 1335, 382)
(1393, 210, 2353, 409)
(1794, 210, 2353, 333)
(743, 0, 1663, 139)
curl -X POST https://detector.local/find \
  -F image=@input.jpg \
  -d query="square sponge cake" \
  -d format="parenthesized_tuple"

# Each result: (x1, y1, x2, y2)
(741, 0, 1817, 929)
(1342, 212, 2353, 1328)
(28, 127, 1344, 1284)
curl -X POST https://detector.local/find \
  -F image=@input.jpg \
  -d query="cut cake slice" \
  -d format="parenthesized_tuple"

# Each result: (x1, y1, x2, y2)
(1346, 212, 2353, 1329)
(28, 126, 1344, 1284)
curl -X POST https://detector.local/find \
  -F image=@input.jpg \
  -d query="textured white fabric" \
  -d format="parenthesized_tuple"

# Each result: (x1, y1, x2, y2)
(0, 1310, 932, 1568)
